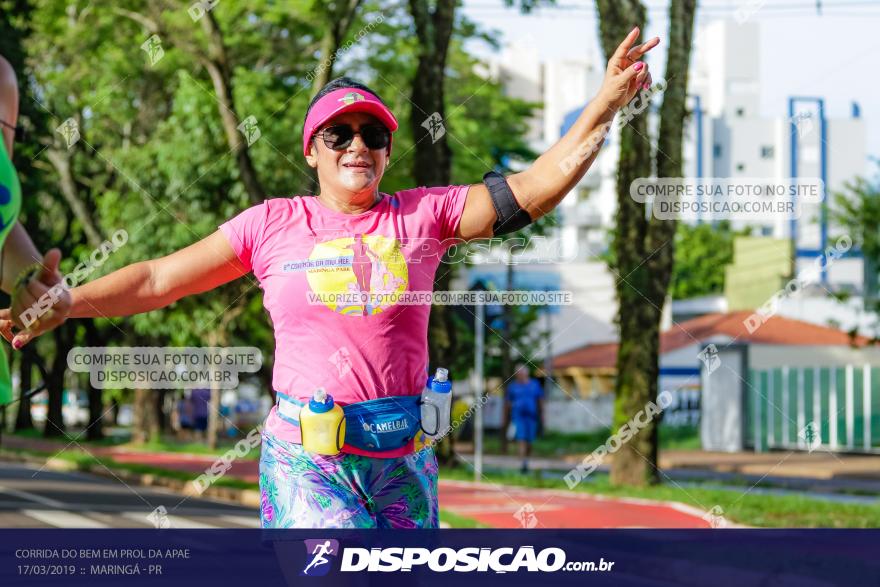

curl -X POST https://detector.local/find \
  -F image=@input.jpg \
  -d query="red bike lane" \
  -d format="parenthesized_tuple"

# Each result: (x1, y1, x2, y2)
(439, 480, 713, 528)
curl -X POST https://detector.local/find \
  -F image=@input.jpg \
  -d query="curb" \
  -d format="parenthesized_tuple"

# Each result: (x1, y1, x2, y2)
(0, 449, 261, 509)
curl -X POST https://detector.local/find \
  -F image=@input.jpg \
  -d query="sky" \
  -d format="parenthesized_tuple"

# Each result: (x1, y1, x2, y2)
(461, 0, 879, 173)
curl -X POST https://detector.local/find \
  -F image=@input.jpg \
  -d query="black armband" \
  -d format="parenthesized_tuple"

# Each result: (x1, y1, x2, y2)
(483, 170, 532, 236)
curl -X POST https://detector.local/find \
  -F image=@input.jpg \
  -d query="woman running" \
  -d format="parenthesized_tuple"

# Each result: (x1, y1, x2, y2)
(0, 55, 70, 407)
(1, 28, 656, 528)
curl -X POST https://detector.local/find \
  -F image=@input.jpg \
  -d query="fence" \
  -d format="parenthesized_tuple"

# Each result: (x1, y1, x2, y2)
(746, 365, 880, 453)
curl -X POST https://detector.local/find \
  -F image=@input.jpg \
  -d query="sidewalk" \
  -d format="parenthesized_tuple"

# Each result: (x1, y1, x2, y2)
(455, 447, 880, 495)
(0, 435, 717, 528)
(662, 449, 880, 481)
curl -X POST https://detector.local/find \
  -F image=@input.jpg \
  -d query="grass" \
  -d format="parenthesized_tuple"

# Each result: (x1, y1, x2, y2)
(439, 466, 880, 528)
(439, 510, 491, 529)
(479, 425, 701, 457)
(7, 429, 260, 460)
(6, 447, 259, 491)
(8, 427, 130, 447)
(136, 438, 261, 459)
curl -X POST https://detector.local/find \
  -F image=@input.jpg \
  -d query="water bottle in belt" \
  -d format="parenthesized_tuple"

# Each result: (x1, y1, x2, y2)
(299, 388, 346, 455)
(421, 367, 452, 441)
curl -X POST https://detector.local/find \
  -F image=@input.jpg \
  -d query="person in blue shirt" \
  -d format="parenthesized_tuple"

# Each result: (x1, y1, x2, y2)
(505, 363, 544, 473)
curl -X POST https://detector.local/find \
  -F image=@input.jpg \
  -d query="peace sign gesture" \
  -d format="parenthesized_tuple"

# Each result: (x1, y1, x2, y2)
(597, 26, 660, 112)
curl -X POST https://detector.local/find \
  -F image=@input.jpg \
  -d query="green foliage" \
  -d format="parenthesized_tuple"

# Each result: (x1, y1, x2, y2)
(669, 220, 740, 300)
(9, 1, 545, 384)
(831, 168, 880, 339)
(832, 171, 880, 299)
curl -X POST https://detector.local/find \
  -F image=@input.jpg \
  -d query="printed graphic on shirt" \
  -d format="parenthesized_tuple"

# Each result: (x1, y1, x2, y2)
(284, 234, 408, 317)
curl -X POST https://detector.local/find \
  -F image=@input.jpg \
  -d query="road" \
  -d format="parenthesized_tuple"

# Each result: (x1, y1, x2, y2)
(0, 461, 259, 529)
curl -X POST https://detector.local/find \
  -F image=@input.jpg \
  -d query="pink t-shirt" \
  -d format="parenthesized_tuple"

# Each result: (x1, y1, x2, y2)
(219, 185, 471, 457)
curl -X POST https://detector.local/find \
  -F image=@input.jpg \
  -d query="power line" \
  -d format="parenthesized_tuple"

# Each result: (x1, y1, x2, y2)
(466, 0, 880, 15)
(467, 0, 880, 10)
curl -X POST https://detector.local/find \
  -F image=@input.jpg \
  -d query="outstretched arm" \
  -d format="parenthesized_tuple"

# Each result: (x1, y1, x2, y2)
(455, 27, 659, 241)
(1, 230, 247, 347)
(70, 230, 247, 318)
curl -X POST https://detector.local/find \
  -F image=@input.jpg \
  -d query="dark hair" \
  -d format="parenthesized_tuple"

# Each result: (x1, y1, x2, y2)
(305, 76, 388, 123)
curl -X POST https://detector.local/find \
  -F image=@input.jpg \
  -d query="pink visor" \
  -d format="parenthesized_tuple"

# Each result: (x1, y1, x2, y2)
(303, 87, 399, 157)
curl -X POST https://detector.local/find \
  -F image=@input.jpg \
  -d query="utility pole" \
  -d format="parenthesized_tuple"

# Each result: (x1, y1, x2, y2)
(474, 298, 485, 482)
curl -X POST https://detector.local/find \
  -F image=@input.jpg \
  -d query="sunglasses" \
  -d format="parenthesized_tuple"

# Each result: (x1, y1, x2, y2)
(0, 119, 24, 142)
(316, 123, 390, 151)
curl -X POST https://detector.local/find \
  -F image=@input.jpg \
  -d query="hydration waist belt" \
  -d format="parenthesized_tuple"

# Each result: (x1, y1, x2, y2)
(275, 392, 422, 453)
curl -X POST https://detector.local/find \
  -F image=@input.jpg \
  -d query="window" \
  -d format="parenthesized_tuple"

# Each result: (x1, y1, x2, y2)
(736, 163, 745, 172)
(713, 144, 722, 158)
(736, 107, 745, 117)
(761, 146, 774, 159)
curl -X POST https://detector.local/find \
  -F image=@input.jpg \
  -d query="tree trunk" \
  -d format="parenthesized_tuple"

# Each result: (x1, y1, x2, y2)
(132, 388, 154, 445)
(45, 148, 104, 248)
(595, 0, 697, 486)
(85, 385, 104, 441)
(200, 12, 267, 205)
(205, 328, 231, 449)
(150, 390, 164, 441)
(408, 0, 457, 465)
(44, 324, 75, 438)
(409, 0, 455, 367)
(109, 399, 119, 427)
(14, 351, 34, 432)
(207, 386, 221, 450)
(499, 258, 514, 454)
(83, 320, 104, 441)
(305, 0, 365, 194)
(154, 390, 168, 434)
(309, 0, 365, 94)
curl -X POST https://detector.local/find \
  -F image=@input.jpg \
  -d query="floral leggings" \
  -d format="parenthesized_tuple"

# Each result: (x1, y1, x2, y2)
(258, 430, 439, 529)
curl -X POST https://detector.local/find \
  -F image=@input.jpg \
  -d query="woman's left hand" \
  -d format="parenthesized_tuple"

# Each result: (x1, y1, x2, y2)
(596, 26, 660, 112)
(0, 248, 72, 349)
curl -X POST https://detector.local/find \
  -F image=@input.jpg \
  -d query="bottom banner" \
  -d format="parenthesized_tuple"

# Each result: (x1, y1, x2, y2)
(1, 529, 878, 586)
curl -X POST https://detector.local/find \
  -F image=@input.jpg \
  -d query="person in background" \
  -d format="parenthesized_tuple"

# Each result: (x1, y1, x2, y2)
(505, 363, 544, 474)
(190, 388, 210, 440)
(176, 391, 194, 440)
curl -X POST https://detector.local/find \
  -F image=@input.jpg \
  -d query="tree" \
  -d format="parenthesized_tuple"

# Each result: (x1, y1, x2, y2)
(14, 0, 541, 449)
(22, 0, 307, 443)
(309, 0, 366, 93)
(831, 170, 880, 339)
(595, 0, 697, 485)
(407, 0, 457, 387)
(669, 221, 739, 300)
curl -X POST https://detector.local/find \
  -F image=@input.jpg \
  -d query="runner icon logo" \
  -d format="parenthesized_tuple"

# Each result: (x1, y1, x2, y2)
(301, 539, 339, 577)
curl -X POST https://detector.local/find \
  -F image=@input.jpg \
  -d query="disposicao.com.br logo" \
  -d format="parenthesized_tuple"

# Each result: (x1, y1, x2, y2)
(301, 541, 614, 574)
